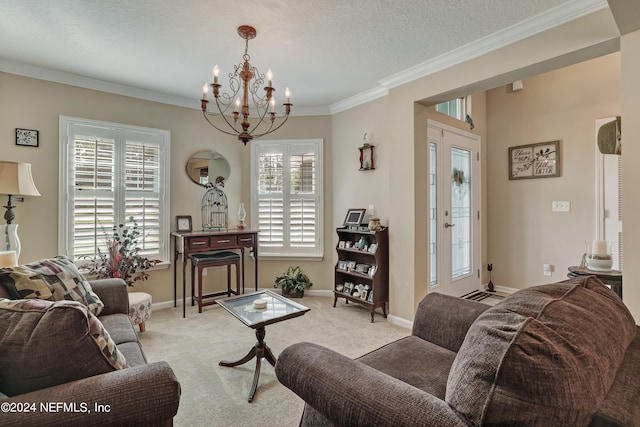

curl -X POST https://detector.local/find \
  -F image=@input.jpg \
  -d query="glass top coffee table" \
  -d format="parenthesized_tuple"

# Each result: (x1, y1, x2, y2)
(216, 290, 310, 402)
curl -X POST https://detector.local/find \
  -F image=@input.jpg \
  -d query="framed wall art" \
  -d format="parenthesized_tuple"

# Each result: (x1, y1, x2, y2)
(16, 128, 39, 147)
(508, 140, 560, 180)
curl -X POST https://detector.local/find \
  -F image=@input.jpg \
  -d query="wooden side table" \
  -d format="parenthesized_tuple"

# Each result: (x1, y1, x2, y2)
(567, 266, 622, 299)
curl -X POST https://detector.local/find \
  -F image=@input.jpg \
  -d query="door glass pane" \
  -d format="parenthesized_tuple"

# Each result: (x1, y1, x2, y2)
(451, 147, 472, 279)
(429, 143, 438, 286)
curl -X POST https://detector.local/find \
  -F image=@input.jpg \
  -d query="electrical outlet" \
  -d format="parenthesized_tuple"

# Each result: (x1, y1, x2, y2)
(552, 201, 570, 212)
(543, 264, 553, 276)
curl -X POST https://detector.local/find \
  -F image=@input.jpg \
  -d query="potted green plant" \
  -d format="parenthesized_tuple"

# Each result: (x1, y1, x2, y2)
(274, 266, 312, 298)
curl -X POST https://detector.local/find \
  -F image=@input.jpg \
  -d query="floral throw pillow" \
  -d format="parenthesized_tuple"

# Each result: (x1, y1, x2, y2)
(0, 255, 104, 315)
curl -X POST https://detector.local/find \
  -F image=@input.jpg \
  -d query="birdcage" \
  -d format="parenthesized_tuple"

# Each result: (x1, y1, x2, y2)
(201, 183, 228, 230)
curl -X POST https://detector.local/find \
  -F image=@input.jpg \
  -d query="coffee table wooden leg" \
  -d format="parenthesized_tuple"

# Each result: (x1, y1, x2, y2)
(218, 327, 274, 402)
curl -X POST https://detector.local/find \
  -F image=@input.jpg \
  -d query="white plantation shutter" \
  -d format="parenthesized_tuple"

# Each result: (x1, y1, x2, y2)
(289, 152, 316, 248)
(251, 140, 323, 258)
(59, 117, 170, 263)
(258, 152, 284, 247)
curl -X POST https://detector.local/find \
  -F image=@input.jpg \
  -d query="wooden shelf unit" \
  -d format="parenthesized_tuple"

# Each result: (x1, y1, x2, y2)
(333, 227, 388, 322)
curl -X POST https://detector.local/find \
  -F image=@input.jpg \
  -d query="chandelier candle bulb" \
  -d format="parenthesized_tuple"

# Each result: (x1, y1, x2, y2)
(285, 87, 291, 103)
(202, 84, 208, 100)
(213, 65, 219, 84)
(267, 69, 273, 87)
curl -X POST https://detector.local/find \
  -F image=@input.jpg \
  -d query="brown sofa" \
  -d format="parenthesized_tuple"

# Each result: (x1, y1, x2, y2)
(276, 277, 640, 426)
(0, 278, 181, 426)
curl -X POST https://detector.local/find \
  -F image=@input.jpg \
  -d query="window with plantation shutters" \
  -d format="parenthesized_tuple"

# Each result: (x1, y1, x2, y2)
(251, 139, 323, 258)
(59, 117, 170, 264)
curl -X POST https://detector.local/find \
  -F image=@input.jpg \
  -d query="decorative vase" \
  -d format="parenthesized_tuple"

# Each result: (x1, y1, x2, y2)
(585, 240, 613, 271)
(237, 202, 247, 229)
(1, 224, 21, 262)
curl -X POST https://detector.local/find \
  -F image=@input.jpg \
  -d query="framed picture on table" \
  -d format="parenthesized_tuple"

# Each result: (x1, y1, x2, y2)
(343, 208, 366, 228)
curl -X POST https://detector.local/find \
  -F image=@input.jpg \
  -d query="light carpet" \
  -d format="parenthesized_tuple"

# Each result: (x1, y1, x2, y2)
(139, 294, 409, 427)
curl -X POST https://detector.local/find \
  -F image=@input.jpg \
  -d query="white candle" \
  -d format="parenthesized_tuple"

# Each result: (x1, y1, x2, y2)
(267, 69, 273, 87)
(202, 83, 208, 100)
(234, 98, 240, 113)
(0, 251, 17, 268)
(270, 97, 276, 113)
(213, 65, 219, 84)
(592, 240, 608, 256)
(285, 87, 291, 103)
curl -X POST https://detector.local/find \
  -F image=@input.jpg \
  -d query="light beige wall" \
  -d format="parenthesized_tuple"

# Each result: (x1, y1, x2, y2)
(0, 71, 331, 303)
(486, 53, 620, 288)
(330, 96, 390, 249)
(620, 30, 640, 321)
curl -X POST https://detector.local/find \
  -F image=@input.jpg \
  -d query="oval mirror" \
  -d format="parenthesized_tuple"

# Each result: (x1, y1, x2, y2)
(186, 150, 231, 187)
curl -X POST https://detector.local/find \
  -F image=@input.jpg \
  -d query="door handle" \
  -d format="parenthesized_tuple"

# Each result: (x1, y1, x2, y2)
(444, 222, 455, 228)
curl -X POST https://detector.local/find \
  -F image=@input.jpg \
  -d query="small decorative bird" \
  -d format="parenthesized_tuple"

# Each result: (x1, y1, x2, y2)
(465, 114, 475, 130)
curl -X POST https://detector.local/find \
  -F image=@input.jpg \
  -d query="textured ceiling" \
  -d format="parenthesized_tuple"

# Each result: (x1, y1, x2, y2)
(0, 0, 610, 114)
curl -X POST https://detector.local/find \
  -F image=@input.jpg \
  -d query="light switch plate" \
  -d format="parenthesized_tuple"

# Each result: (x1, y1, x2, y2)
(552, 201, 570, 212)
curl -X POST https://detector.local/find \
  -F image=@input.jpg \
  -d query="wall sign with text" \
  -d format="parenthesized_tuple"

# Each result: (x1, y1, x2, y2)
(508, 140, 560, 180)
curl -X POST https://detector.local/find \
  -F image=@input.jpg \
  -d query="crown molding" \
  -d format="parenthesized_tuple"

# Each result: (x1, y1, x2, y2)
(0, 59, 198, 109)
(378, 0, 608, 90)
(329, 85, 389, 114)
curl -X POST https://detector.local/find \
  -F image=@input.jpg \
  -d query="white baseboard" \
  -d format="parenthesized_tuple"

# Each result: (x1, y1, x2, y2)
(387, 314, 412, 330)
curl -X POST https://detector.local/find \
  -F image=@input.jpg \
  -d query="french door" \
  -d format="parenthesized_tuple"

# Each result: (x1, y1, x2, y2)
(428, 120, 481, 296)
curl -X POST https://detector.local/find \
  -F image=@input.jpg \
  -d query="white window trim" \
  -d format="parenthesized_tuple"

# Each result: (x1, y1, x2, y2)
(58, 116, 171, 264)
(250, 138, 324, 260)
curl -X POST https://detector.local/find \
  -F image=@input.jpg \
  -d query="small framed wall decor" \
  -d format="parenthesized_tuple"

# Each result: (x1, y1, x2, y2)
(176, 215, 193, 232)
(509, 140, 560, 180)
(16, 128, 39, 147)
(358, 144, 375, 170)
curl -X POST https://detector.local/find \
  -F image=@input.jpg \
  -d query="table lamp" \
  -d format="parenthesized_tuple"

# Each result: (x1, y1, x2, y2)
(0, 161, 40, 262)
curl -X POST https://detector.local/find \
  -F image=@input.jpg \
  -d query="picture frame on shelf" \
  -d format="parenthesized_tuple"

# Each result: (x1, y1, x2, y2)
(343, 208, 366, 227)
(176, 215, 192, 232)
(338, 240, 345, 249)
(368, 243, 377, 254)
(338, 260, 348, 271)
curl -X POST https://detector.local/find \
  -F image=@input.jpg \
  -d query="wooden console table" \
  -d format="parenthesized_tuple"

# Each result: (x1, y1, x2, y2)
(172, 229, 259, 317)
(567, 265, 622, 299)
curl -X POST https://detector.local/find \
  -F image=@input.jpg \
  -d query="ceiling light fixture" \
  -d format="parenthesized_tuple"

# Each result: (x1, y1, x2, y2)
(200, 25, 292, 145)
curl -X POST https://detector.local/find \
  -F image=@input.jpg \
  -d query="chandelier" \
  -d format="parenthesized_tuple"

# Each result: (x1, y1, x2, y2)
(200, 25, 292, 145)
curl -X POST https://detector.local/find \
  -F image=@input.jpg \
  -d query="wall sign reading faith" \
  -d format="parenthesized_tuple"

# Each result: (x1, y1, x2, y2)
(508, 140, 560, 180)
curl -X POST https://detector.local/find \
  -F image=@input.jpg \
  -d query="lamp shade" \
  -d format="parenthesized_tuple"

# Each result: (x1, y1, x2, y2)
(0, 161, 40, 196)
